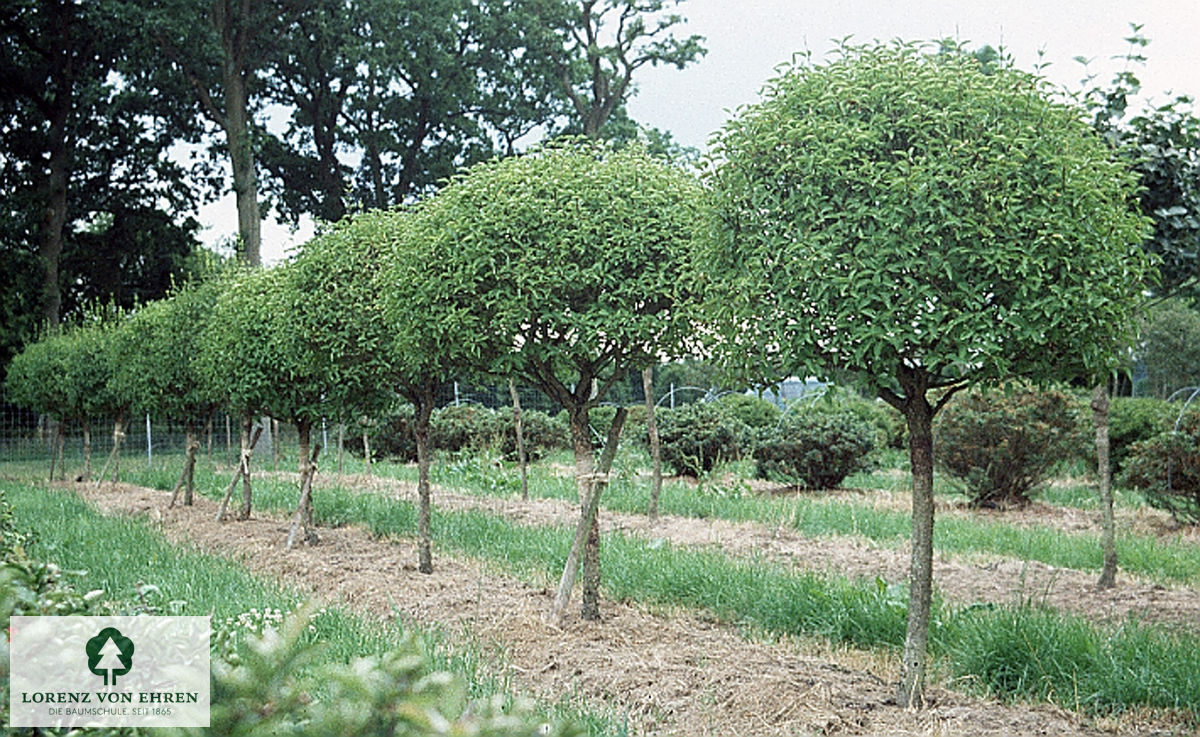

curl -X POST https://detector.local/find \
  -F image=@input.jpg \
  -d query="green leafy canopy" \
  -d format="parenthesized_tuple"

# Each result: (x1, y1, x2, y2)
(702, 41, 1153, 396)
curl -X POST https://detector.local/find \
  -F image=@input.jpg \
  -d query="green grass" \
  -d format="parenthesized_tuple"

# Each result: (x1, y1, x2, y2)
(101, 467, 1200, 717)
(0, 480, 624, 735)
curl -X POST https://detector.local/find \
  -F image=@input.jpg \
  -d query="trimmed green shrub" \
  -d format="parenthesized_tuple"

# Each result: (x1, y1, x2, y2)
(499, 408, 569, 462)
(1119, 410, 1200, 524)
(714, 392, 781, 430)
(935, 387, 1079, 508)
(753, 404, 877, 489)
(430, 404, 502, 454)
(1108, 397, 1178, 473)
(657, 402, 743, 476)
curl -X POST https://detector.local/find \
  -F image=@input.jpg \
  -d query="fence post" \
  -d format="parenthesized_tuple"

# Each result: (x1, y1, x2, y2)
(670, 382, 676, 409)
(453, 381, 460, 406)
(145, 413, 152, 468)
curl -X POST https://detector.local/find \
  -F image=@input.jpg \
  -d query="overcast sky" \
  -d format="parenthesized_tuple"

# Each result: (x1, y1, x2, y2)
(213, 0, 1200, 263)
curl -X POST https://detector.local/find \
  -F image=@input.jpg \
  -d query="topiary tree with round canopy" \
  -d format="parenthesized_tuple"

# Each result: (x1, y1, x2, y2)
(115, 280, 223, 505)
(700, 41, 1151, 707)
(403, 139, 704, 620)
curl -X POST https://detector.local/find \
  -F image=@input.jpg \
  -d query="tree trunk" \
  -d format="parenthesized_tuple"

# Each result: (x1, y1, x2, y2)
(239, 416, 254, 518)
(216, 419, 261, 522)
(286, 421, 320, 549)
(582, 408, 627, 620)
(81, 420, 91, 483)
(551, 406, 627, 624)
(414, 393, 435, 574)
(509, 378, 529, 500)
(205, 412, 214, 460)
(169, 425, 200, 508)
(221, 47, 262, 267)
(95, 412, 127, 486)
(1092, 383, 1118, 589)
(897, 393, 935, 709)
(271, 417, 280, 471)
(642, 367, 662, 521)
(362, 424, 372, 477)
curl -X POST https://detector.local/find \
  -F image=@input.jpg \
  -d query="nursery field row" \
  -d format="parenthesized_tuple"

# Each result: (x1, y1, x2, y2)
(0, 481, 616, 735)
(17, 479, 1200, 736)
(84, 466, 1200, 719)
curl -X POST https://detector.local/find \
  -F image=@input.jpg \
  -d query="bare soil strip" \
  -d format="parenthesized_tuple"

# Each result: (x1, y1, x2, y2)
(67, 480, 1185, 736)
(314, 472, 1200, 634)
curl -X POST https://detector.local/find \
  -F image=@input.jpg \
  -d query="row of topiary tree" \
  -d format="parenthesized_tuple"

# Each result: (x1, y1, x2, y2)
(5, 43, 1156, 708)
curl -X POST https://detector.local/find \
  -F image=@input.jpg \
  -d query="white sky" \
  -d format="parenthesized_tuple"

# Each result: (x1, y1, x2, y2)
(202, 0, 1200, 264)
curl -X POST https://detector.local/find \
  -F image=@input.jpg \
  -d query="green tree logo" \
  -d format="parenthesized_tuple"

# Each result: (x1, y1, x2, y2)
(86, 627, 134, 686)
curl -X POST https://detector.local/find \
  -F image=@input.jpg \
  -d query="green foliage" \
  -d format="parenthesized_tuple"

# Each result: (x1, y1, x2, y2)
(1140, 299, 1200, 398)
(1107, 397, 1179, 472)
(1119, 410, 1200, 524)
(430, 405, 503, 455)
(359, 405, 568, 463)
(500, 409, 569, 462)
(286, 212, 402, 424)
(1084, 32, 1200, 298)
(753, 404, 877, 489)
(412, 139, 704, 418)
(702, 41, 1152, 395)
(656, 402, 741, 477)
(934, 387, 1080, 507)
(204, 606, 581, 737)
(713, 392, 780, 430)
(114, 280, 221, 424)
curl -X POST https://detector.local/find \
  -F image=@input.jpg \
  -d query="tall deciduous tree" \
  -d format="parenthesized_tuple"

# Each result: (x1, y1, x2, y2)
(532, 0, 705, 138)
(701, 42, 1150, 707)
(0, 0, 199, 360)
(137, 0, 308, 266)
(414, 140, 703, 618)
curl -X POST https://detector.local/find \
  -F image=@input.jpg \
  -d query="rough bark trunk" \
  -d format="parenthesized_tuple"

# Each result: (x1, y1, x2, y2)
(551, 406, 627, 624)
(550, 405, 598, 623)
(1092, 383, 1118, 589)
(642, 367, 662, 521)
(897, 393, 935, 709)
(216, 419, 262, 522)
(222, 53, 261, 266)
(81, 420, 91, 483)
(509, 378, 529, 501)
(239, 416, 254, 519)
(169, 425, 200, 508)
(362, 425, 372, 476)
(95, 412, 127, 486)
(581, 408, 626, 621)
(414, 395, 435, 574)
(286, 421, 320, 549)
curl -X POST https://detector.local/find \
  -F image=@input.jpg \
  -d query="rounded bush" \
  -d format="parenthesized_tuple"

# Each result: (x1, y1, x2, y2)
(499, 408, 569, 462)
(656, 402, 742, 477)
(430, 404, 502, 454)
(1108, 397, 1178, 473)
(1119, 410, 1200, 524)
(713, 393, 781, 430)
(753, 404, 876, 489)
(934, 387, 1079, 508)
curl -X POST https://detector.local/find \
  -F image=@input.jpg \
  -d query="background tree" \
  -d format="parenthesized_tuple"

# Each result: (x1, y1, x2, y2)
(531, 0, 705, 138)
(264, 0, 564, 220)
(701, 42, 1150, 707)
(417, 140, 703, 619)
(1078, 27, 1200, 587)
(0, 0, 199, 364)
(134, 0, 310, 266)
